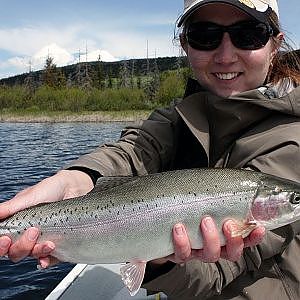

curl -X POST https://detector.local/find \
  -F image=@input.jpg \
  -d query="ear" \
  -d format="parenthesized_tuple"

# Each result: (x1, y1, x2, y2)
(180, 33, 188, 54)
(272, 32, 284, 54)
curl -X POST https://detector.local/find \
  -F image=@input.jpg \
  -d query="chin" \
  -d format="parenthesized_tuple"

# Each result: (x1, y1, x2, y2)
(213, 90, 239, 98)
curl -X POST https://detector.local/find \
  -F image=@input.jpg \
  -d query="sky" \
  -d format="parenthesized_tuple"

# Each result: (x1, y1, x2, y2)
(0, 0, 299, 79)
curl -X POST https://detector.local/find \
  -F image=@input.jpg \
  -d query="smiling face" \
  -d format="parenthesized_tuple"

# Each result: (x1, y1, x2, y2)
(181, 4, 282, 97)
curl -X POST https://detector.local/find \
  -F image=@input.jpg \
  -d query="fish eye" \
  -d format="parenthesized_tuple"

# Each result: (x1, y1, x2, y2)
(290, 193, 300, 204)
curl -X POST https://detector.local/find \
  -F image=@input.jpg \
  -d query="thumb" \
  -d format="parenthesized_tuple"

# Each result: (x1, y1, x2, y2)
(0, 186, 36, 219)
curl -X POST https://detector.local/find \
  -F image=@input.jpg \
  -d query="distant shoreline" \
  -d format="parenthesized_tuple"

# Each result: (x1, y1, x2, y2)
(0, 110, 151, 123)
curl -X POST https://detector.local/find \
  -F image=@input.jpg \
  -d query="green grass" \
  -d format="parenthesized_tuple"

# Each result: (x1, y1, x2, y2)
(0, 70, 187, 121)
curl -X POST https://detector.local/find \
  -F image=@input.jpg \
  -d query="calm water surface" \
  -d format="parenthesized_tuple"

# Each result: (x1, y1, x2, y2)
(0, 122, 128, 300)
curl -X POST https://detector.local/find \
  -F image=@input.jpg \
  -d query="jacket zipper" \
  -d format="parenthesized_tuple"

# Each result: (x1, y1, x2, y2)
(273, 258, 294, 300)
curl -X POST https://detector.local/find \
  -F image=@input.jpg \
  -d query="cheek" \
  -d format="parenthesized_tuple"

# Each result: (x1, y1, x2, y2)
(187, 48, 212, 76)
(245, 47, 273, 79)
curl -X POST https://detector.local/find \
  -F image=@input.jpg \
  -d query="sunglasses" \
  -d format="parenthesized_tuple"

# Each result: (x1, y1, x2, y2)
(185, 20, 274, 51)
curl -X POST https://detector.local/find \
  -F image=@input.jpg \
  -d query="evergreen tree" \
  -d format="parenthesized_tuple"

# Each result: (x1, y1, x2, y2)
(95, 54, 104, 89)
(42, 56, 58, 87)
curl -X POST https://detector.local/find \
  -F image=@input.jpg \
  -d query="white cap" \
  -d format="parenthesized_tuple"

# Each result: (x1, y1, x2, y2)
(178, 0, 279, 26)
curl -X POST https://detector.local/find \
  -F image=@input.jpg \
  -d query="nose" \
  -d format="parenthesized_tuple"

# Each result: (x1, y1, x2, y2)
(214, 33, 238, 64)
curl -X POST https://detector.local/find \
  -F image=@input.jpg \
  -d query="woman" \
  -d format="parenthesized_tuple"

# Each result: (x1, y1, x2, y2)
(1, 0, 300, 298)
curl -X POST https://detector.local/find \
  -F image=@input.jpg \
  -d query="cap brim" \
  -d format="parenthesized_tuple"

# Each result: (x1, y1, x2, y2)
(177, 0, 272, 27)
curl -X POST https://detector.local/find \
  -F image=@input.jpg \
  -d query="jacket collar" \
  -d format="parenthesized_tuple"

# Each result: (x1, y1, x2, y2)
(176, 79, 300, 166)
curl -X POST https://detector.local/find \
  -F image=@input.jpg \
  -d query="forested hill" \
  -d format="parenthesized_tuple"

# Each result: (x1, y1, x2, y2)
(0, 56, 188, 86)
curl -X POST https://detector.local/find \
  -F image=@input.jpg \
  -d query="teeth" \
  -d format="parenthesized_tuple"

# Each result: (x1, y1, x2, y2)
(215, 73, 239, 80)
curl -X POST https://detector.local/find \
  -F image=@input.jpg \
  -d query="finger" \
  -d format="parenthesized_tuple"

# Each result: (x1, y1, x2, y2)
(172, 223, 191, 263)
(38, 256, 61, 269)
(0, 237, 12, 256)
(222, 220, 244, 261)
(31, 241, 55, 259)
(199, 217, 221, 262)
(8, 227, 39, 262)
(243, 226, 265, 248)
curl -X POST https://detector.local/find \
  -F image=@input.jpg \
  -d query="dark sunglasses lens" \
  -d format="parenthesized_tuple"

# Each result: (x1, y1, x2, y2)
(186, 23, 223, 50)
(186, 21, 272, 51)
(230, 22, 271, 50)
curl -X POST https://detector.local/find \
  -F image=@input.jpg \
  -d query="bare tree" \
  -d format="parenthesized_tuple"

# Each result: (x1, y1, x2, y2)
(119, 60, 130, 88)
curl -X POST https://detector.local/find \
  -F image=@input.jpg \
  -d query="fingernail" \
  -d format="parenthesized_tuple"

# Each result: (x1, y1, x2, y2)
(0, 238, 10, 250)
(226, 220, 236, 232)
(203, 217, 215, 233)
(175, 224, 184, 236)
(27, 228, 39, 241)
(42, 245, 54, 255)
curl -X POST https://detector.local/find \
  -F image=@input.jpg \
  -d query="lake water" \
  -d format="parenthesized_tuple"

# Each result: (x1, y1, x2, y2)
(0, 122, 128, 300)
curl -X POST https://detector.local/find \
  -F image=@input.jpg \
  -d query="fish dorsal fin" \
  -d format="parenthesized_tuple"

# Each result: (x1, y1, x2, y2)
(93, 176, 135, 192)
(120, 260, 147, 296)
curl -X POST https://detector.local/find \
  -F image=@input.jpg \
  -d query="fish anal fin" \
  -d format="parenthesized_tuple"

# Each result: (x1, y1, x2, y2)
(120, 260, 147, 296)
(231, 221, 257, 238)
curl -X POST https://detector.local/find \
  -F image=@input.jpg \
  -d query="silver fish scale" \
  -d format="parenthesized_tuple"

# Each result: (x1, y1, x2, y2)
(0, 168, 265, 263)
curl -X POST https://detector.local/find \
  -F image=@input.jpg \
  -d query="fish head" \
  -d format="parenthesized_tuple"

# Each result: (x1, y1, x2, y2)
(249, 175, 300, 230)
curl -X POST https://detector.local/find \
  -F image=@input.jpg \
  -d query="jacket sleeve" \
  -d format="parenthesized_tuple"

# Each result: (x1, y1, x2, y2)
(64, 103, 181, 176)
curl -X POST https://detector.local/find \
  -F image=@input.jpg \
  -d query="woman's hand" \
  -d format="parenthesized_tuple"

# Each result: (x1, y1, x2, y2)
(151, 217, 265, 265)
(0, 170, 94, 267)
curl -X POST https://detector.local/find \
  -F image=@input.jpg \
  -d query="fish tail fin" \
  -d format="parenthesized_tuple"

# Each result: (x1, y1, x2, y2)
(231, 221, 257, 238)
(120, 260, 147, 296)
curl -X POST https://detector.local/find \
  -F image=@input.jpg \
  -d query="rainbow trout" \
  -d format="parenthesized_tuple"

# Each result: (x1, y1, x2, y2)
(1, 168, 300, 295)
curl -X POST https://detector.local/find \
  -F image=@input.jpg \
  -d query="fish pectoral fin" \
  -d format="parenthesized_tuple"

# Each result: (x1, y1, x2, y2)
(231, 221, 257, 238)
(120, 260, 147, 296)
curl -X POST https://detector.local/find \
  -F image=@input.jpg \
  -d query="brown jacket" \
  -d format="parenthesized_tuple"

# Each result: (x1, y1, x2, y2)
(66, 79, 300, 299)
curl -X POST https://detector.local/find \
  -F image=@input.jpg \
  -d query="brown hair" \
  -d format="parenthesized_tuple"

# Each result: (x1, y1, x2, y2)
(268, 12, 300, 85)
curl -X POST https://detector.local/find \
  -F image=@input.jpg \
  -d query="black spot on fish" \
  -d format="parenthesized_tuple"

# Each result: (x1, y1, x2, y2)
(194, 193, 197, 197)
